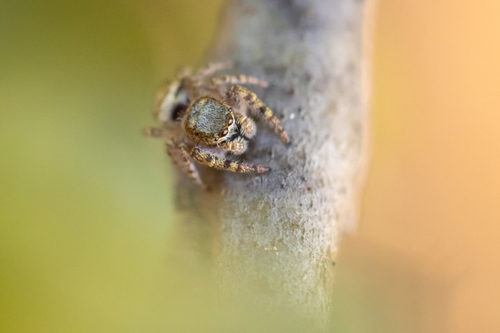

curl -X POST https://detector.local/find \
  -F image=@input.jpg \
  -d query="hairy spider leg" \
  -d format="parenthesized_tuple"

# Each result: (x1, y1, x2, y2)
(192, 147, 268, 173)
(175, 66, 193, 79)
(153, 80, 180, 116)
(175, 142, 204, 187)
(196, 61, 233, 77)
(226, 85, 290, 143)
(143, 126, 169, 138)
(164, 139, 182, 168)
(211, 75, 268, 88)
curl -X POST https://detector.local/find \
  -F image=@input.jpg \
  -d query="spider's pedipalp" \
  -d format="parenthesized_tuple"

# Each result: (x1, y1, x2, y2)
(226, 85, 289, 143)
(192, 147, 268, 173)
(218, 139, 248, 155)
(235, 113, 256, 139)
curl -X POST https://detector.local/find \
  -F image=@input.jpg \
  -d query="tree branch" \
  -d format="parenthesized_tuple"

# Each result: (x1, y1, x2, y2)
(173, 0, 373, 328)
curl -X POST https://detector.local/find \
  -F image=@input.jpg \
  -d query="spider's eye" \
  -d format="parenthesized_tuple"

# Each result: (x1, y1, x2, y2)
(195, 132, 199, 136)
(222, 129, 228, 136)
(214, 136, 218, 141)
(228, 118, 233, 125)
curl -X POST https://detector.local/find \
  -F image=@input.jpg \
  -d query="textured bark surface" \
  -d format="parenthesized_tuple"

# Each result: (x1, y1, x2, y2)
(175, 0, 372, 327)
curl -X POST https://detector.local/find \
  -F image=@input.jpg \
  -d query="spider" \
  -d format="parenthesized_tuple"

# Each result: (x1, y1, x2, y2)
(144, 62, 289, 187)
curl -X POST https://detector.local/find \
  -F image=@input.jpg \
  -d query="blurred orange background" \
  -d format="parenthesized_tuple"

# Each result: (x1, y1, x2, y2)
(1, 0, 500, 332)
(335, 1, 500, 332)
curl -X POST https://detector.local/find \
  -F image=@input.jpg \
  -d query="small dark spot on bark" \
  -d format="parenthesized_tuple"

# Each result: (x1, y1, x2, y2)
(287, 87, 295, 96)
(306, 186, 313, 194)
(295, 151, 306, 161)
(302, 72, 313, 82)
(264, 65, 288, 77)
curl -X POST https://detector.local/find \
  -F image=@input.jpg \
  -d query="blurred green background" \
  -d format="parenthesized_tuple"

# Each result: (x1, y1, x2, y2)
(3, 0, 500, 332)
(0, 0, 224, 331)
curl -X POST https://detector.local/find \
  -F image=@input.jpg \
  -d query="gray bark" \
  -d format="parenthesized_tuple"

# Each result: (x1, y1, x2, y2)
(174, 0, 373, 329)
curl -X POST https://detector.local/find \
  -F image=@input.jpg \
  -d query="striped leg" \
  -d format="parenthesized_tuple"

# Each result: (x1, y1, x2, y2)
(226, 85, 289, 143)
(165, 139, 182, 168)
(197, 61, 233, 77)
(212, 75, 268, 88)
(143, 127, 169, 138)
(173, 142, 204, 187)
(218, 138, 248, 155)
(191, 147, 268, 173)
(154, 80, 181, 122)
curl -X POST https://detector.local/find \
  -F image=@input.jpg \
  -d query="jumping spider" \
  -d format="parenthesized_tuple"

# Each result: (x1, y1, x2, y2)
(144, 62, 289, 187)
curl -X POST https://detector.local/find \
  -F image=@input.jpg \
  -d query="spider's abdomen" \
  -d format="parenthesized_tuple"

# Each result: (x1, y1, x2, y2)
(184, 97, 232, 143)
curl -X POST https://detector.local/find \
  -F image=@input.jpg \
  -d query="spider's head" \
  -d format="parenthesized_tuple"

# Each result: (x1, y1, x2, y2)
(184, 96, 238, 145)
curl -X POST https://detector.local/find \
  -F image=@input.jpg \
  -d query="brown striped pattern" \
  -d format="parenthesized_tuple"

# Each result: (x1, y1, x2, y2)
(212, 75, 268, 88)
(175, 142, 204, 187)
(197, 61, 233, 77)
(218, 140, 247, 155)
(228, 85, 290, 143)
(192, 147, 268, 173)
(235, 113, 256, 139)
(165, 140, 178, 167)
(143, 126, 169, 138)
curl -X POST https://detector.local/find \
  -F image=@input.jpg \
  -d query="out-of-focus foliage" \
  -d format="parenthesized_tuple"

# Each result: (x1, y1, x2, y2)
(0, 0, 218, 331)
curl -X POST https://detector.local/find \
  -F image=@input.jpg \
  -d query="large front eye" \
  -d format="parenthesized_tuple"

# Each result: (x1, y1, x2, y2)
(222, 129, 228, 136)
(228, 118, 233, 125)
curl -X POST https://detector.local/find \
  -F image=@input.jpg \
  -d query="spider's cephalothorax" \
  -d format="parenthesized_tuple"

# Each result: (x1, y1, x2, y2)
(183, 97, 235, 145)
(144, 62, 289, 187)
